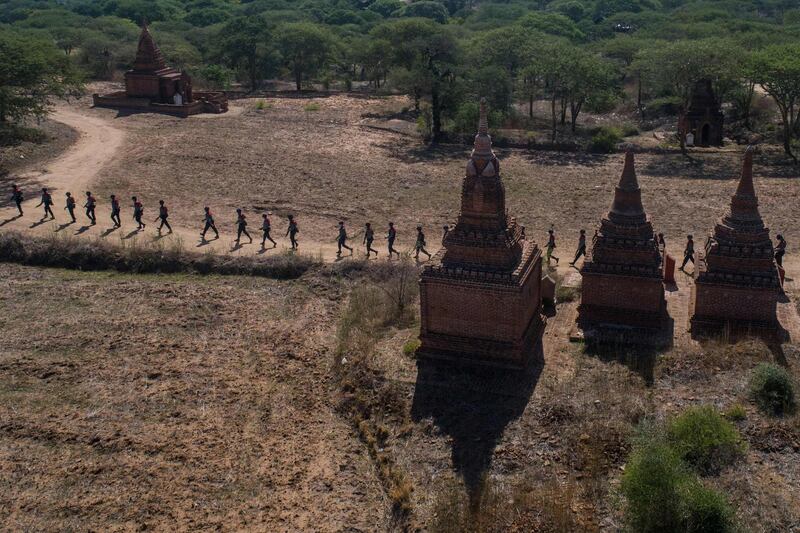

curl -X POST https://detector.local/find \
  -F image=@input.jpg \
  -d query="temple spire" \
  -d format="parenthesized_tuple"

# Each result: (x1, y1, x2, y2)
(735, 146, 756, 198)
(727, 146, 762, 225)
(609, 150, 646, 220)
(133, 23, 167, 72)
(478, 97, 488, 135)
(472, 97, 493, 157)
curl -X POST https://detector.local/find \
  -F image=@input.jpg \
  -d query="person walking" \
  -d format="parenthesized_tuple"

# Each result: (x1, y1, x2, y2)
(442, 224, 450, 243)
(775, 234, 787, 268)
(546, 228, 559, 266)
(154, 200, 172, 234)
(336, 221, 353, 257)
(84, 191, 97, 225)
(132, 196, 145, 230)
(10, 185, 23, 216)
(36, 187, 55, 220)
(286, 214, 299, 250)
(414, 225, 431, 260)
(386, 222, 400, 258)
(261, 213, 277, 248)
(679, 234, 695, 271)
(64, 192, 76, 223)
(201, 207, 219, 240)
(235, 208, 252, 244)
(110, 194, 121, 227)
(363, 222, 378, 257)
(569, 229, 586, 266)
(657, 232, 666, 251)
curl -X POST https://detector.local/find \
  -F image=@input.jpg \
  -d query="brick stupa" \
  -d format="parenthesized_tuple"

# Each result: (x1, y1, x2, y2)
(93, 23, 227, 116)
(418, 99, 545, 368)
(690, 148, 781, 336)
(578, 151, 667, 334)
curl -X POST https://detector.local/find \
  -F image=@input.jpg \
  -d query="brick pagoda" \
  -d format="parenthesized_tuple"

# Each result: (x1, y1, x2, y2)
(682, 79, 724, 147)
(578, 151, 667, 335)
(417, 99, 545, 368)
(690, 148, 781, 337)
(93, 23, 227, 116)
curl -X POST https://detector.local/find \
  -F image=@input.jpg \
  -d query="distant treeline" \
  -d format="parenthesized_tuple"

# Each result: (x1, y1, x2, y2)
(2, 1, 800, 155)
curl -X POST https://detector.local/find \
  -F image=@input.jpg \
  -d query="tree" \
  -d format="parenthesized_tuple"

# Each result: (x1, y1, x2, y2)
(0, 31, 83, 125)
(751, 44, 800, 160)
(216, 16, 274, 90)
(276, 22, 339, 92)
(565, 51, 620, 132)
(399, 1, 449, 23)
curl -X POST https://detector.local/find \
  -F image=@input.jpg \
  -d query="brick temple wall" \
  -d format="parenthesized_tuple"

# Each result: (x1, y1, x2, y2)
(690, 282, 778, 326)
(580, 272, 665, 328)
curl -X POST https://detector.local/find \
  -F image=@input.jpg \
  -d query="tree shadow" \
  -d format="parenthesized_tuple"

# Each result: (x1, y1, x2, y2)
(522, 151, 609, 168)
(411, 344, 543, 500)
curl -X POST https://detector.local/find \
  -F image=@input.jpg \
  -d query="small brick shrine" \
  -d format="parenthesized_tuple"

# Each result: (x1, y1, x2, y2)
(682, 79, 724, 147)
(417, 99, 545, 368)
(578, 151, 667, 332)
(93, 23, 227, 117)
(690, 148, 781, 337)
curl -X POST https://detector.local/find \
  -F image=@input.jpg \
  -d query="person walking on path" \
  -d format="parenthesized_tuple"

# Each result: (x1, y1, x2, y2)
(679, 235, 695, 271)
(386, 222, 400, 258)
(154, 200, 172, 234)
(10, 185, 23, 216)
(64, 192, 76, 223)
(84, 191, 97, 225)
(414, 225, 431, 260)
(336, 221, 353, 257)
(261, 213, 277, 248)
(132, 196, 145, 230)
(569, 229, 586, 267)
(36, 187, 55, 220)
(363, 223, 378, 257)
(235, 208, 252, 244)
(286, 215, 299, 250)
(110, 194, 121, 227)
(442, 224, 450, 244)
(546, 228, 559, 266)
(657, 232, 666, 251)
(201, 207, 219, 240)
(775, 234, 787, 268)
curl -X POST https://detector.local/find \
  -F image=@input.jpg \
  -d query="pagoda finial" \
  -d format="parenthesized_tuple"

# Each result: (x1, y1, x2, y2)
(478, 97, 488, 135)
(618, 150, 639, 192)
(609, 150, 646, 220)
(735, 146, 756, 198)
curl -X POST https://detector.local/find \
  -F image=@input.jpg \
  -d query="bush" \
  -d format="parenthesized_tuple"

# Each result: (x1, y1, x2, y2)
(304, 102, 320, 112)
(0, 124, 48, 147)
(682, 482, 735, 533)
(402, 339, 420, 357)
(723, 403, 746, 421)
(589, 126, 622, 153)
(749, 363, 796, 416)
(666, 406, 746, 474)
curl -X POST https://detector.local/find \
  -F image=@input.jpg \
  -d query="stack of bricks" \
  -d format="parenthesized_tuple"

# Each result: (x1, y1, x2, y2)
(578, 151, 667, 331)
(418, 99, 545, 368)
(690, 148, 781, 336)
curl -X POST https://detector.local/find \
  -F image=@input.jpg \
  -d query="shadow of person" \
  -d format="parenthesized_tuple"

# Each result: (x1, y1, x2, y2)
(196, 238, 210, 248)
(0, 214, 23, 227)
(230, 242, 244, 252)
(100, 226, 120, 238)
(411, 345, 543, 500)
(74, 225, 92, 235)
(29, 218, 50, 229)
(121, 229, 140, 240)
(55, 221, 75, 232)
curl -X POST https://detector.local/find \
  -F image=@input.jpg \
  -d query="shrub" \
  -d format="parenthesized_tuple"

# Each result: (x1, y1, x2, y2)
(666, 406, 746, 474)
(621, 439, 689, 533)
(0, 124, 48, 147)
(682, 482, 735, 533)
(749, 363, 796, 416)
(621, 123, 640, 137)
(723, 403, 746, 421)
(589, 126, 622, 153)
(303, 102, 320, 112)
(402, 339, 420, 357)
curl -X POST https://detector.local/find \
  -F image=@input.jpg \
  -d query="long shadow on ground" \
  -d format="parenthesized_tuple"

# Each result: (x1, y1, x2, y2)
(411, 345, 543, 499)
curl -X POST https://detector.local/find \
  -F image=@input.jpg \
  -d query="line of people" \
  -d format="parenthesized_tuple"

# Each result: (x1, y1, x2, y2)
(8, 184, 437, 259)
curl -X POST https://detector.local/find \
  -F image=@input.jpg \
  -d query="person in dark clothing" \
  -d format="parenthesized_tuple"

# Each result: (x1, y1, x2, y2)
(386, 222, 400, 258)
(11, 185, 23, 216)
(336, 221, 353, 256)
(415, 225, 431, 260)
(84, 191, 97, 225)
(110, 194, 121, 227)
(775, 234, 787, 268)
(201, 207, 219, 240)
(442, 224, 450, 243)
(36, 187, 55, 220)
(569, 229, 586, 266)
(679, 235, 695, 271)
(657, 232, 666, 251)
(132, 196, 145, 230)
(261, 213, 277, 248)
(235, 208, 252, 244)
(154, 200, 172, 234)
(286, 215, 299, 250)
(363, 223, 378, 257)
(64, 192, 76, 223)
(546, 228, 559, 265)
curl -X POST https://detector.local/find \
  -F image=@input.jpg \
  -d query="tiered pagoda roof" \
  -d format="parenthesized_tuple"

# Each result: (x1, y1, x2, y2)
(131, 23, 170, 73)
(581, 151, 662, 278)
(696, 148, 780, 288)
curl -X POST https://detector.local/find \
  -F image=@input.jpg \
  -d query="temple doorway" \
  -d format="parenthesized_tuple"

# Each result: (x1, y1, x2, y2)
(701, 123, 711, 146)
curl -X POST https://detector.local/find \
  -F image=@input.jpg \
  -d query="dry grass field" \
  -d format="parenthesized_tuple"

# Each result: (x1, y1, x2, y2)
(1, 92, 799, 531)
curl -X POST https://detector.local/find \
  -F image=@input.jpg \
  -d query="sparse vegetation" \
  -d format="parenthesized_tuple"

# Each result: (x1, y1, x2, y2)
(589, 126, 622, 154)
(723, 403, 747, 421)
(749, 363, 796, 416)
(666, 406, 747, 475)
(303, 102, 321, 112)
(402, 338, 420, 357)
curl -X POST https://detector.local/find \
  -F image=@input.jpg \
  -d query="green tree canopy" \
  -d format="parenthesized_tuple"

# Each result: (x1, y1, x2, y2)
(276, 22, 340, 91)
